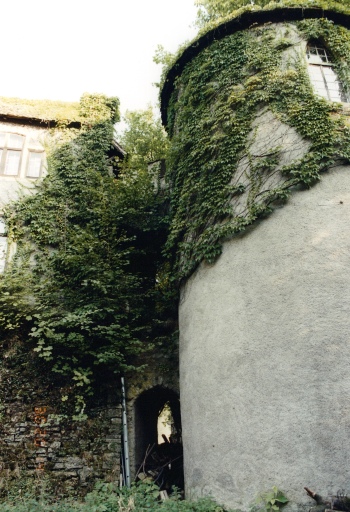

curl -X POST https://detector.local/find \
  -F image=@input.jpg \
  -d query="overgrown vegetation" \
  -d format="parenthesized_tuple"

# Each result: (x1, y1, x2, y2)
(253, 487, 288, 512)
(0, 95, 171, 414)
(0, 480, 230, 511)
(0, 96, 82, 123)
(194, 0, 272, 27)
(117, 107, 169, 171)
(163, 14, 350, 280)
(156, 0, 350, 87)
(0, 479, 290, 511)
(194, 0, 350, 29)
(3, 5, 350, 405)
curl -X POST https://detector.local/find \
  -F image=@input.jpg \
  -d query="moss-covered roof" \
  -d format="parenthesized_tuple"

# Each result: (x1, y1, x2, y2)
(0, 96, 82, 126)
(160, 4, 350, 126)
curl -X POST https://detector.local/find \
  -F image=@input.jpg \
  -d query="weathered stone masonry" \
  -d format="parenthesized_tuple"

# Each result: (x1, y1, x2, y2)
(0, 355, 122, 496)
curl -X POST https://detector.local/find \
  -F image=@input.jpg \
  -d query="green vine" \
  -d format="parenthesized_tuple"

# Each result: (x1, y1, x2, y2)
(164, 14, 350, 281)
(0, 94, 170, 414)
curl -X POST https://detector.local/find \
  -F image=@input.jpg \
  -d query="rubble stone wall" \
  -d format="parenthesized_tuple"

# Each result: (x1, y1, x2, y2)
(0, 350, 121, 498)
(0, 405, 121, 497)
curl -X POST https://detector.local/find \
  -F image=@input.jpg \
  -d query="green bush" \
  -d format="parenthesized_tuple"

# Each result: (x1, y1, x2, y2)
(0, 480, 231, 512)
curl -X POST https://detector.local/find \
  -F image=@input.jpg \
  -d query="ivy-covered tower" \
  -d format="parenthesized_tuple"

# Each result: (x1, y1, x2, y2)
(161, 4, 350, 509)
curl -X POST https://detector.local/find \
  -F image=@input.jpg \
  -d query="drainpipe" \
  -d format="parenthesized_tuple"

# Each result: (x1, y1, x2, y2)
(121, 376, 131, 487)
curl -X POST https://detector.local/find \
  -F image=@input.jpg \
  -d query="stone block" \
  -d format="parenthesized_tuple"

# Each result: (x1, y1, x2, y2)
(35, 448, 48, 455)
(105, 408, 121, 419)
(35, 457, 47, 463)
(107, 442, 120, 451)
(50, 441, 62, 450)
(45, 425, 61, 432)
(105, 437, 119, 443)
(53, 462, 65, 470)
(107, 427, 120, 434)
(62, 472, 78, 479)
(64, 457, 84, 470)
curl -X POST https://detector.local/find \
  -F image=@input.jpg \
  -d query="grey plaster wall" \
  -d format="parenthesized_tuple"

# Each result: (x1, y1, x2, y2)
(179, 164, 350, 509)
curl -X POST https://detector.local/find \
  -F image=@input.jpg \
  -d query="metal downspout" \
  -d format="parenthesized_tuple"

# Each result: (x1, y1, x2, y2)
(121, 376, 131, 487)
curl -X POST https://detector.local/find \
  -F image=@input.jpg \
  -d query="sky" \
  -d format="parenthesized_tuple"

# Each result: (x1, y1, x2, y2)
(1, 0, 198, 118)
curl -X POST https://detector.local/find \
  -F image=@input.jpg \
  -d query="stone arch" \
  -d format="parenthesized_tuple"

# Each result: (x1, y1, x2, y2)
(134, 385, 181, 471)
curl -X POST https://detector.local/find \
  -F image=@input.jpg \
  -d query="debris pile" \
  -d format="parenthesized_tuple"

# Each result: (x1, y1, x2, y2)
(136, 435, 183, 494)
(305, 487, 350, 512)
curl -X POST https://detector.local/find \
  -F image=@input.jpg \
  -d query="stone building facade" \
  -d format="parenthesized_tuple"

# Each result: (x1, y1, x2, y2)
(161, 5, 350, 510)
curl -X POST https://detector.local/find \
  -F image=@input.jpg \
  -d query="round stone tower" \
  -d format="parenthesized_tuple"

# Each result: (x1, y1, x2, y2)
(161, 5, 350, 510)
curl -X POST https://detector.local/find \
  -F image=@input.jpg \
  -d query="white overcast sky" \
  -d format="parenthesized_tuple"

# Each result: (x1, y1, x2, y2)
(1, 0, 198, 118)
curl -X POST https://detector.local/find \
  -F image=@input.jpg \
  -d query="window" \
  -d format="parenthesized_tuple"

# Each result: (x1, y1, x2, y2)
(306, 43, 349, 103)
(0, 133, 24, 176)
(0, 132, 45, 178)
(26, 152, 43, 178)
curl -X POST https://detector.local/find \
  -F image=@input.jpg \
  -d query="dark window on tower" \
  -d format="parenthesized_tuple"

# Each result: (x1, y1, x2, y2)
(306, 43, 349, 103)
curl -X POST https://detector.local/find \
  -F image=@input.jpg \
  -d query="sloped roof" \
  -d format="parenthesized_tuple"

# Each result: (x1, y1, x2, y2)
(0, 96, 126, 159)
(112, 137, 126, 157)
(0, 96, 82, 127)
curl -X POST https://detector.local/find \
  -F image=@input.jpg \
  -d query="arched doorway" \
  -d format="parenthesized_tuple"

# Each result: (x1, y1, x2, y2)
(134, 386, 183, 490)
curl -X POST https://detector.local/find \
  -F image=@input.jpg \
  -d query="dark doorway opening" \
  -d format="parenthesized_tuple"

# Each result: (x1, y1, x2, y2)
(134, 386, 183, 491)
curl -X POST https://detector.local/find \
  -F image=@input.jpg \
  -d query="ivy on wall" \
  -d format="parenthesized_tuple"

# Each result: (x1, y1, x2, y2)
(164, 13, 350, 281)
(0, 95, 170, 415)
(193, 0, 350, 35)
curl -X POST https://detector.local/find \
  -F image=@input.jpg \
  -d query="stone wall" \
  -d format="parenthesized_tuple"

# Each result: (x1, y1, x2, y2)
(0, 343, 121, 498)
(0, 343, 180, 498)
